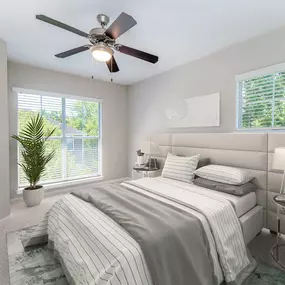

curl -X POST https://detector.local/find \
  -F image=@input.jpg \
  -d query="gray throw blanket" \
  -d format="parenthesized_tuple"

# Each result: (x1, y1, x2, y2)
(72, 184, 216, 285)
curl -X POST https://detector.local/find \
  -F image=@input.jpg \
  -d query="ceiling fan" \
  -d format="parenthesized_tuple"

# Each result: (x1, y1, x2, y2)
(35, 13, 159, 73)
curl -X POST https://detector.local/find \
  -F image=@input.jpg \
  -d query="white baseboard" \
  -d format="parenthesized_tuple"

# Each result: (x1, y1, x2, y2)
(11, 177, 129, 205)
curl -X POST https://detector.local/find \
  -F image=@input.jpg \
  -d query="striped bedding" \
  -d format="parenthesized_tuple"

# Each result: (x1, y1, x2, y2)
(24, 178, 256, 285)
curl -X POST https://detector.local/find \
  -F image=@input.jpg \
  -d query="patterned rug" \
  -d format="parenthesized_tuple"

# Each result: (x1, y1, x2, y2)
(7, 227, 285, 285)
(7, 227, 67, 285)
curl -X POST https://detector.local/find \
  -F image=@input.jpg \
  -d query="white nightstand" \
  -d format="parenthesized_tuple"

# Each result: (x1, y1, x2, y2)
(132, 169, 162, 180)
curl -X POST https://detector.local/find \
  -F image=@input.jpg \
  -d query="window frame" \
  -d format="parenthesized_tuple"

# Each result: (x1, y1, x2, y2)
(236, 63, 285, 132)
(14, 88, 103, 189)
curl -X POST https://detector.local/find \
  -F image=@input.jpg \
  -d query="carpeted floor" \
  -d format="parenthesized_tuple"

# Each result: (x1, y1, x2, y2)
(6, 226, 285, 285)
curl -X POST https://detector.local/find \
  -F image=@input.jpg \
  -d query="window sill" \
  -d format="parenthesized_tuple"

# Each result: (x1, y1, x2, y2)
(235, 128, 285, 132)
(17, 175, 104, 195)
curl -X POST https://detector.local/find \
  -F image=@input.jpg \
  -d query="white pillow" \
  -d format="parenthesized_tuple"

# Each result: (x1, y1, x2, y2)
(162, 153, 200, 183)
(194, 164, 253, 185)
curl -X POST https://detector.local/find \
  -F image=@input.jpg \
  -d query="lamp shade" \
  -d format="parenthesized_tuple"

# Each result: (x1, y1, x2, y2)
(272, 147, 285, 171)
(141, 141, 160, 155)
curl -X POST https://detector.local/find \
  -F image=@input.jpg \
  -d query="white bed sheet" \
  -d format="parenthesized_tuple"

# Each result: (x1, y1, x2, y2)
(132, 177, 256, 218)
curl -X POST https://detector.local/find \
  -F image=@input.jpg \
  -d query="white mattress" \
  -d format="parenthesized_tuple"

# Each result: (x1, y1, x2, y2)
(133, 177, 256, 218)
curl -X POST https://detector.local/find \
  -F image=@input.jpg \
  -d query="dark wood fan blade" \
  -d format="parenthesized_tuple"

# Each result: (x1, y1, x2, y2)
(55, 46, 90, 58)
(36, 15, 89, 38)
(106, 56, 119, 73)
(105, 12, 137, 39)
(117, 45, 158, 64)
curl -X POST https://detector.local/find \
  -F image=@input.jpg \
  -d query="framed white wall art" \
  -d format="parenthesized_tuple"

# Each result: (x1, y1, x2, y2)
(165, 93, 220, 128)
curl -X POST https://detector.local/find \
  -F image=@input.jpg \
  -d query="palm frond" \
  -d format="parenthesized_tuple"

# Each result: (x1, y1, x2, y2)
(12, 114, 57, 189)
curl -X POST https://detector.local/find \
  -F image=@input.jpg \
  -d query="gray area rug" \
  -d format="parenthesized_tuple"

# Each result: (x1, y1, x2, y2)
(7, 227, 67, 285)
(7, 227, 285, 285)
(242, 260, 285, 285)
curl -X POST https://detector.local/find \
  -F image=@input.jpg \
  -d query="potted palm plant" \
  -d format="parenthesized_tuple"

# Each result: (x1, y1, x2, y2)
(12, 114, 56, 207)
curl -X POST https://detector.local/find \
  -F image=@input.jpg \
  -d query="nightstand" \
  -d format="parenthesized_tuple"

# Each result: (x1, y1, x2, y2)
(271, 195, 285, 269)
(132, 168, 162, 180)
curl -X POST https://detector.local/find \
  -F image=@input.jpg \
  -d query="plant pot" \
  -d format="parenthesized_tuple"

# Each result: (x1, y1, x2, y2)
(23, 186, 44, 207)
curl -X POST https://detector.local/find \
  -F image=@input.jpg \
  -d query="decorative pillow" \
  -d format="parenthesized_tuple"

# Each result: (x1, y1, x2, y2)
(194, 164, 253, 185)
(193, 177, 257, 196)
(173, 156, 210, 169)
(162, 153, 200, 183)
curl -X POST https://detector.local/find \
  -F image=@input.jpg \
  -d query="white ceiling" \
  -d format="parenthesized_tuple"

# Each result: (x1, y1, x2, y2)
(1, 0, 285, 85)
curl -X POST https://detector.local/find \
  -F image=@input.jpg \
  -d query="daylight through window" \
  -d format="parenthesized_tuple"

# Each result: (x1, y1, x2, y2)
(17, 92, 101, 187)
(237, 70, 285, 130)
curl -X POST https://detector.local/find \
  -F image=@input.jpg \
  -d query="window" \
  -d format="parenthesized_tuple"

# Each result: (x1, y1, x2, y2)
(17, 91, 101, 187)
(236, 64, 285, 130)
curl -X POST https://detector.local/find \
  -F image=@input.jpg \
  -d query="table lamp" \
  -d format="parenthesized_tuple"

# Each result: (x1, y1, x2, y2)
(272, 147, 285, 201)
(141, 141, 160, 170)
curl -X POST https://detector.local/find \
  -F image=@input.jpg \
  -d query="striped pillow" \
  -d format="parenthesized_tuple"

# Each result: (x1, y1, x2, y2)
(194, 164, 253, 185)
(162, 153, 200, 183)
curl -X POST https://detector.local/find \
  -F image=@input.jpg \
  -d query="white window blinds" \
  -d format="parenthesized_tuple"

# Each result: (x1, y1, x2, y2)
(18, 92, 101, 187)
(236, 69, 285, 130)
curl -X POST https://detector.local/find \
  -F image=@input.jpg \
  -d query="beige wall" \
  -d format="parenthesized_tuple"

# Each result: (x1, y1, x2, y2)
(127, 26, 285, 175)
(8, 62, 128, 198)
(0, 39, 10, 219)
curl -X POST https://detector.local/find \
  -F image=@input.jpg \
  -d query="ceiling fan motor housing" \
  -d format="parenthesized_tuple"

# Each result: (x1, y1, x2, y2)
(89, 27, 106, 41)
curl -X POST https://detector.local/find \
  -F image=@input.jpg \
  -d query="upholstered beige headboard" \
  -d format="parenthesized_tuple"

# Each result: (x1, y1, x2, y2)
(149, 132, 285, 233)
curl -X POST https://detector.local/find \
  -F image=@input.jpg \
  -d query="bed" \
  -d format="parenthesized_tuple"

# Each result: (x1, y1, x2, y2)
(24, 176, 260, 285)
(24, 132, 268, 285)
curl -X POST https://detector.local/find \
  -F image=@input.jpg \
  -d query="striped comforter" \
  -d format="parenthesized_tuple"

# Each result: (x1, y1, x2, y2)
(24, 178, 256, 285)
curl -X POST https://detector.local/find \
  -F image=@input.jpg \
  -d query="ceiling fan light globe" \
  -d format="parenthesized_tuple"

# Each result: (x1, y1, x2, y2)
(91, 44, 113, 62)
(92, 50, 112, 62)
